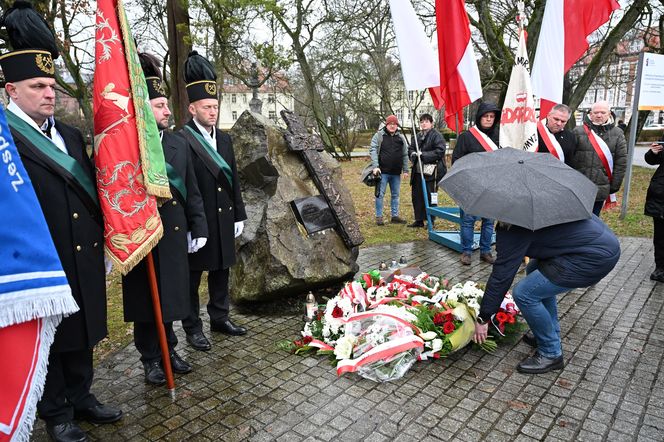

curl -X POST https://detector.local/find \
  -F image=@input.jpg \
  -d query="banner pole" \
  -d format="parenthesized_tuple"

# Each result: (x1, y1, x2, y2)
(145, 252, 175, 393)
(620, 52, 645, 219)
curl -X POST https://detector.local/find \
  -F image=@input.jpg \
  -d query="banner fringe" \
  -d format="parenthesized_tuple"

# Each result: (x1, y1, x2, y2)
(0, 288, 78, 329)
(111, 224, 164, 276)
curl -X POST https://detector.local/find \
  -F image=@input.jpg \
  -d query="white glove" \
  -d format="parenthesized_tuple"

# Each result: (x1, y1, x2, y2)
(104, 255, 113, 276)
(234, 221, 244, 238)
(187, 232, 207, 253)
(191, 237, 207, 253)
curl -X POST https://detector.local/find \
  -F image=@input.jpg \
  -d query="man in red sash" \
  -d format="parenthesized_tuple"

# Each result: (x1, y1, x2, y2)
(180, 52, 248, 351)
(0, 3, 121, 441)
(536, 104, 577, 166)
(451, 102, 500, 265)
(572, 100, 627, 216)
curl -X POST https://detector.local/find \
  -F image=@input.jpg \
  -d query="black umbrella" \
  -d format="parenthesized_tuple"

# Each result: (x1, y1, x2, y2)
(438, 148, 597, 230)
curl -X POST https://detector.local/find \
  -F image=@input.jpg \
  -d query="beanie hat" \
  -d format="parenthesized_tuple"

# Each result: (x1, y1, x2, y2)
(386, 115, 399, 125)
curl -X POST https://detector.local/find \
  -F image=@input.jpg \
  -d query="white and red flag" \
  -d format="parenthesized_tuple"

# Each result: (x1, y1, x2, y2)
(434, 0, 483, 131)
(531, 0, 620, 116)
(500, 30, 538, 151)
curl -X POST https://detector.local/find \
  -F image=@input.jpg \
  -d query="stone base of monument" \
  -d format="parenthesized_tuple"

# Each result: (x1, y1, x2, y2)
(228, 111, 360, 302)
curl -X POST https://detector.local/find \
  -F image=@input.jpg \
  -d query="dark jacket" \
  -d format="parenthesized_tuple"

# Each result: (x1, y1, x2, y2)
(12, 120, 107, 352)
(645, 139, 664, 218)
(409, 128, 447, 183)
(369, 127, 409, 174)
(452, 102, 501, 164)
(478, 216, 620, 321)
(183, 120, 247, 271)
(536, 127, 577, 167)
(571, 116, 627, 202)
(122, 131, 208, 322)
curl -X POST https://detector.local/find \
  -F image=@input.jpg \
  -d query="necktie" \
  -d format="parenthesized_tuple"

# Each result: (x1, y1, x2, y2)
(42, 120, 53, 139)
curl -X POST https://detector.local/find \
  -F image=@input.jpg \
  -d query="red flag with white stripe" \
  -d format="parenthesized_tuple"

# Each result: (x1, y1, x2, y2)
(435, 0, 483, 131)
(531, 0, 620, 116)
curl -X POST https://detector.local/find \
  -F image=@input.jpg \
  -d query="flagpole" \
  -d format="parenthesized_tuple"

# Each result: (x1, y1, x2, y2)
(405, 90, 431, 226)
(145, 252, 175, 393)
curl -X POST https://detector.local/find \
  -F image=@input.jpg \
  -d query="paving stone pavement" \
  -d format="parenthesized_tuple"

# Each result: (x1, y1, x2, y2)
(31, 237, 664, 441)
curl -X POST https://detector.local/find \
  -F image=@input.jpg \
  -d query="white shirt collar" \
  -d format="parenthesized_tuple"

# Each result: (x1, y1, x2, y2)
(7, 100, 68, 154)
(193, 118, 216, 146)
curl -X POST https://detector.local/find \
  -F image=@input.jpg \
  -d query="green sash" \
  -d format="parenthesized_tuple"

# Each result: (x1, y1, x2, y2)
(6, 110, 99, 206)
(184, 125, 233, 190)
(165, 162, 187, 203)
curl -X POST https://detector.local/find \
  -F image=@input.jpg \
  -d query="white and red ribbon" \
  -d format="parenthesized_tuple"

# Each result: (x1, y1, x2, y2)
(336, 335, 424, 375)
(537, 119, 565, 162)
(584, 124, 617, 208)
(469, 126, 499, 152)
(308, 339, 334, 351)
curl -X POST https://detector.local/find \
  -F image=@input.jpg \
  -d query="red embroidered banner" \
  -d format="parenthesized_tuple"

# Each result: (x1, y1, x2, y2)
(93, 0, 171, 274)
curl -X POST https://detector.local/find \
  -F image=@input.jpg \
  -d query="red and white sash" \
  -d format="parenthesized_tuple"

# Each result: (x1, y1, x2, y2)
(537, 119, 565, 162)
(469, 126, 499, 152)
(584, 124, 617, 208)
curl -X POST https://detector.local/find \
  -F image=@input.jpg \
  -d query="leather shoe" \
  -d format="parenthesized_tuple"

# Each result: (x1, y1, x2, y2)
(480, 253, 496, 264)
(522, 331, 537, 348)
(650, 268, 664, 282)
(211, 319, 247, 336)
(186, 331, 211, 351)
(46, 421, 88, 442)
(407, 221, 424, 228)
(74, 403, 122, 424)
(516, 352, 564, 374)
(143, 360, 165, 385)
(390, 216, 407, 224)
(460, 253, 471, 266)
(169, 351, 192, 374)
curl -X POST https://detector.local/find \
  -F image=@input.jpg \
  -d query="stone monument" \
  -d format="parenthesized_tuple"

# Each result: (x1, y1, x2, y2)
(229, 111, 361, 302)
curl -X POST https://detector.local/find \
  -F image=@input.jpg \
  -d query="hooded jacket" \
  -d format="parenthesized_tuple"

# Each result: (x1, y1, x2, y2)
(645, 138, 664, 218)
(571, 115, 627, 202)
(452, 102, 501, 164)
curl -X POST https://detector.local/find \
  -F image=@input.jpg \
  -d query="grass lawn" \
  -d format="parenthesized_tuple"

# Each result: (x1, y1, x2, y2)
(95, 158, 656, 362)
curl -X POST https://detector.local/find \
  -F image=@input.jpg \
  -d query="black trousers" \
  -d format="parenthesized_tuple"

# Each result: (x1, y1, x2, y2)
(411, 174, 435, 223)
(592, 200, 604, 217)
(37, 348, 97, 425)
(183, 268, 230, 334)
(654, 217, 664, 269)
(134, 321, 177, 363)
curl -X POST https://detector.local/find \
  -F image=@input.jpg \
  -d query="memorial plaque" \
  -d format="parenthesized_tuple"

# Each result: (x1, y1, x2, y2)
(290, 195, 337, 234)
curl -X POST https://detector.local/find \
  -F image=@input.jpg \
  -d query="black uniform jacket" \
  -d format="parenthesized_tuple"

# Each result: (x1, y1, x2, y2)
(182, 120, 247, 271)
(122, 131, 207, 322)
(12, 120, 107, 352)
(536, 127, 576, 167)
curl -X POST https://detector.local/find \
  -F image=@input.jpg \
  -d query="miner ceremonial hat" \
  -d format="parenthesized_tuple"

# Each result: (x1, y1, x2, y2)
(184, 51, 217, 103)
(0, 1, 59, 83)
(138, 51, 167, 100)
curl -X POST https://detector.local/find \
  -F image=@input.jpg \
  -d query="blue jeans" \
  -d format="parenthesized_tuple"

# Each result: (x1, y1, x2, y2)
(459, 210, 494, 254)
(512, 264, 569, 358)
(375, 173, 401, 218)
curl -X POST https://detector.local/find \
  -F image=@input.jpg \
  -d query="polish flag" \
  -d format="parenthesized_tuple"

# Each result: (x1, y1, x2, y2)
(531, 0, 620, 116)
(434, 0, 483, 131)
(388, 0, 481, 132)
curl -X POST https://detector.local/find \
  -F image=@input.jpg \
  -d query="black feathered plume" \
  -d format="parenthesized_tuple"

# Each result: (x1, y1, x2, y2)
(138, 52, 162, 79)
(0, 1, 59, 59)
(184, 51, 216, 83)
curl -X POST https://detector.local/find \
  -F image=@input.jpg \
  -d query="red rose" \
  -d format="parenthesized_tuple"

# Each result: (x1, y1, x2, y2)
(507, 314, 516, 324)
(411, 300, 420, 306)
(303, 336, 313, 344)
(495, 312, 509, 324)
(444, 313, 453, 323)
(433, 312, 446, 326)
(443, 321, 456, 334)
(332, 306, 344, 318)
(294, 340, 303, 347)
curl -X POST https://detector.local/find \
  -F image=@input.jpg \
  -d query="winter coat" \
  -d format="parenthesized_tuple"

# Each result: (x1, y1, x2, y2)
(571, 116, 627, 202)
(408, 128, 447, 183)
(12, 119, 107, 352)
(122, 131, 208, 322)
(452, 102, 501, 164)
(369, 127, 409, 173)
(479, 216, 620, 322)
(536, 128, 577, 167)
(645, 139, 664, 218)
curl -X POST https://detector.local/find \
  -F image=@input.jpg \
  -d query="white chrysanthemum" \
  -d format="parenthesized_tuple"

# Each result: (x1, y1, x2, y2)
(334, 335, 356, 360)
(373, 305, 418, 323)
(375, 286, 390, 301)
(302, 322, 313, 337)
(366, 286, 377, 301)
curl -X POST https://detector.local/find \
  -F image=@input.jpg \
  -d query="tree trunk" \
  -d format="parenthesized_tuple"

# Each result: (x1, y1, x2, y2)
(167, 0, 192, 128)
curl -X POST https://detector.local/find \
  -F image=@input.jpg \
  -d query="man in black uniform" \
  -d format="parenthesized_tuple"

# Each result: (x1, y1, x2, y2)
(0, 3, 121, 441)
(180, 52, 248, 351)
(122, 53, 208, 385)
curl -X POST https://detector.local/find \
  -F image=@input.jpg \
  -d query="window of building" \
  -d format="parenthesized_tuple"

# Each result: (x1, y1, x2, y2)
(268, 94, 276, 103)
(232, 111, 238, 120)
(396, 109, 403, 122)
(269, 110, 276, 121)
(232, 94, 237, 103)
(243, 94, 247, 103)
